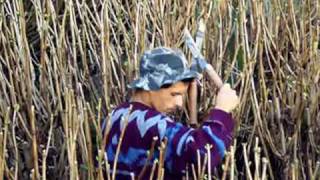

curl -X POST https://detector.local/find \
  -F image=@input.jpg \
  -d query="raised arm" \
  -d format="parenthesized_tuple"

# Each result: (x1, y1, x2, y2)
(163, 83, 239, 175)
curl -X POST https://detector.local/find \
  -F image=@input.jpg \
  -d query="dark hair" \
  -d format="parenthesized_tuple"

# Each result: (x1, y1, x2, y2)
(160, 78, 194, 89)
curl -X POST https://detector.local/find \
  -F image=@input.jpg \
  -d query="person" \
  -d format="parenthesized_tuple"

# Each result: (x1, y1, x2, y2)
(102, 47, 239, 179)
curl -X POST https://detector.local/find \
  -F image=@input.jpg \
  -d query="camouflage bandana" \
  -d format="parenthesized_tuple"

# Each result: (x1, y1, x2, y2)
(128, 47, 200, 90)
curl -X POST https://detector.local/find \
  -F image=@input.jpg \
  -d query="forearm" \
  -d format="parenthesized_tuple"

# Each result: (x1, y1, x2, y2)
(167, 108, 235, 173)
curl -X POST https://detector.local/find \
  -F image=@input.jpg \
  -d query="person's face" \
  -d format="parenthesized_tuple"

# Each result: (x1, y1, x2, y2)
(149, 81, 189, 114)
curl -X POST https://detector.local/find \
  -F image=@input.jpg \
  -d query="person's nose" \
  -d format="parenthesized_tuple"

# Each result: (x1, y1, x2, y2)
(175, 96, 183, 108)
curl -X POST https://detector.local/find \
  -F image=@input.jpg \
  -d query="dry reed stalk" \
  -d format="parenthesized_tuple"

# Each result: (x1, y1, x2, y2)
(30, 106, 39, 179)
(96, 100, 105, 179)
(242, 143, 253, 180)
(157, 138, 168, 180)
(221, 152, 231, 180)
(97, 149, 105, 180)
(101, 0, 111, 113)
(0, 0, 319, 179)
(104, 151, 112, 180)
(311, 161, 320, 180)
(133, 2, 141, 72)
(0, 108, 10, 180)
(275, 97, 286, 154)
(105, 161, 111, 180)
(261, 158, 268, 180)
(111, 105, 132, 180)
(74, 160, 79, 180)
(130, 172, 135, 180)
(41, 150, 46, 180)
(138, 136, 158, 180)
(42, 116, 54, 180)
(185, 164, 189, 180)
(200, 152, 208, 179)
(30, 169, 35, 180)
(83, 103, 94, 179)
(254, 137, 261, 180)
(12, 106, 19, 179)
(0, 132, 3, 180)
(205, 144, 212, 180)
(197, 149, 201, 177)
(149, 159, 158, 180)
(191, 164, 197, 180)
(101, 111, 112, 152)
(291, 162, 296, 180)
(230, 141, 236, 180)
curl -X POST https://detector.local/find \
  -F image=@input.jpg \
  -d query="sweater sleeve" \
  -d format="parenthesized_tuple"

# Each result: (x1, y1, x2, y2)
(163, 108, 234, 174)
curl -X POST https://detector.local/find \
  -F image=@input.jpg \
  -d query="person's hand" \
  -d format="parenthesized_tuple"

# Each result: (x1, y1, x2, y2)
(215, 84, 239, 113)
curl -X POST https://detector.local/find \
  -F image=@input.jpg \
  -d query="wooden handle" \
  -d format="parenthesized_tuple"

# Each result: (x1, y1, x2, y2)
(205, 64, 223, 89)
(187, 64, 223, 127)
(188, 80, 198, 125)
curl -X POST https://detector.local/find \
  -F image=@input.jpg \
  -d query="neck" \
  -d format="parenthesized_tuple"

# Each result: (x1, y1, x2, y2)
(130, 90, 153, 107)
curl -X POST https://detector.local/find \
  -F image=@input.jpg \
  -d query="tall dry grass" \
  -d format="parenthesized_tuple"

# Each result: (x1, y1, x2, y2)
(0, 0, 319, 179)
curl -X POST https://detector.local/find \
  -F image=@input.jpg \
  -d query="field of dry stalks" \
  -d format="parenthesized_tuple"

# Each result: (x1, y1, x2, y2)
(0, 0, 319, 179)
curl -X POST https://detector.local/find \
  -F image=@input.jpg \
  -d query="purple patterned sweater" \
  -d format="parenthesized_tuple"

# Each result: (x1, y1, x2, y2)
(102, 101, 235, 179)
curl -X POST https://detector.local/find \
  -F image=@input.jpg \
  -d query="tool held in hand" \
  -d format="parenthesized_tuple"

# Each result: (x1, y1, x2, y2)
(184, 28, 223, 88)
(185, 20, 223, 127)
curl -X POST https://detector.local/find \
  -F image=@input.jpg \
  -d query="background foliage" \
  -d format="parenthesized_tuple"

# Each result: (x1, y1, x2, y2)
(0, 0, 319, 179)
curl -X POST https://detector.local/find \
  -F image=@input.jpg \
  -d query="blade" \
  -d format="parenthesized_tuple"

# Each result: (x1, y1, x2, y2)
(184, 29, 204, 59)
(184, 29, 208, 72)
(195, 19, 206, 50)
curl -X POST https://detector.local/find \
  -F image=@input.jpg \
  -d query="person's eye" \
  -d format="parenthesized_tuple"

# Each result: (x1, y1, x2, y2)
(171, 92, 181, 96)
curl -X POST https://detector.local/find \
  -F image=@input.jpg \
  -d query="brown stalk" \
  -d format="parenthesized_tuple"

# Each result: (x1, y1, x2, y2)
(111, 105, 133, 180)
(138, 136, 158, 180)
(149, 159, 158, 180)
(30, 106, 40, 179)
